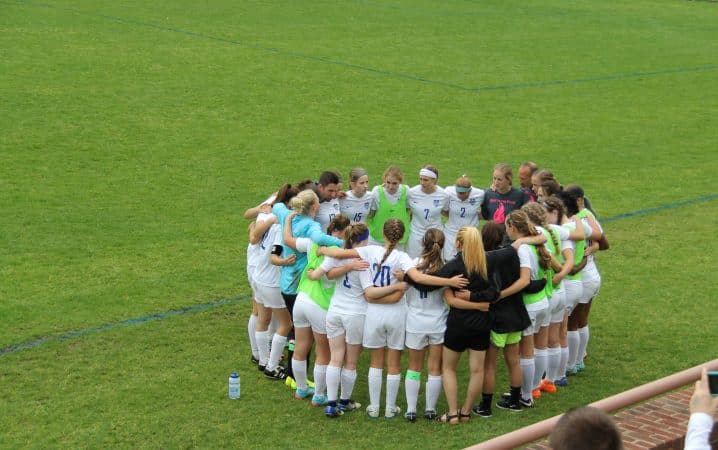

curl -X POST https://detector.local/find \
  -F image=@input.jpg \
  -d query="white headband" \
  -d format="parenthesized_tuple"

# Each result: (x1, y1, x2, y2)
(419, 168, 437, 179)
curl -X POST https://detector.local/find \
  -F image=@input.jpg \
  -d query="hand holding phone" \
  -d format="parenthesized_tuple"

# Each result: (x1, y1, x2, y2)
(690, 368, 718, 416)
(708, 371, 718, 398)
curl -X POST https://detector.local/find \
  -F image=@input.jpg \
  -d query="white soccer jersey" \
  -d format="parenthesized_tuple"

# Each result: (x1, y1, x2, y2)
(407, 185, 449, 234)
(321, 255, 368, 316)
(340, 190, 375, 224)
(316, 198, 341, 234)
(356, 245, 414, 314)
(405, 257, 448, 334)
(517, 243, 541, 280)
(443, 186, 484, 236)
(252, 221, 283, 287)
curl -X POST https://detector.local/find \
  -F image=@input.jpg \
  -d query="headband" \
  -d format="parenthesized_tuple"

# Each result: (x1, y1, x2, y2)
(352, 229, 370, 244)
(419, 168, 437, 179)
(455, 186, 471, 193)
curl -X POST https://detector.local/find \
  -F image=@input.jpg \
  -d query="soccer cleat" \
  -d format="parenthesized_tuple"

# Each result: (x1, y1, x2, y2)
(472, 403, 492, 418)
(311, 394, 328, 407)
(251, 355, 259, 365)
(404, 411, 417, 423)
(264, 366, 287, 381)
(385, 405, 401, 419)
(496, 400, 523, 412)
(258, 364, 266, 372)
(338, 399, 361, 412)
(366, 405, 380, 418)
(576, 362, 586, 373)
(566, 366, 579, 376)
(294, 387, 315, 400)
(540, 379, 557, 394)
(532, 388, 542, 399)
(325, 405, 343, 418)
(554, 376, 569, 387)
(519, 397, 534, 408)
(501, 392, 512, 402)
(285, 376, 297, 390)
(423, 410, 437, 420)
(307, 379, 315, 389)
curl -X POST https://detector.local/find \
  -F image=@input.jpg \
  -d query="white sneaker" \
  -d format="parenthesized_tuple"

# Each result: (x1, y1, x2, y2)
(366, 404, 380, 418)
(385, 405, 401, 418)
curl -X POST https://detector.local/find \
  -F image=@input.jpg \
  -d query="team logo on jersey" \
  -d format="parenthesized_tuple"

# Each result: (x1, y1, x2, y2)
(433, 199, 440, 207)
(364, 202, 370, 209)
(469, 198, 476, 205)
(333, 203, 340, 210)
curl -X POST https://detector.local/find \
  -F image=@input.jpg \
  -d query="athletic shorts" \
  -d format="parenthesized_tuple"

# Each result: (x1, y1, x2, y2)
(326, 310, 365, 345)
(563, 279, 582, 315)
(490, 330, 522, 348)
(580, 270, 601, 304)
(444, 327, 489, 352)
(549, 287, 567, 324)
(363, 306, 406, 350)
(523, 305, 549, 336)
(254, 283, 284, 309)
(405, 331, 444, 350)
(293, 293, 327, 334)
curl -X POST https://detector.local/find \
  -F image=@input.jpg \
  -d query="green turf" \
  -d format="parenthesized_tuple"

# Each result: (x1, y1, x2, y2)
(1, 0, 717, 448)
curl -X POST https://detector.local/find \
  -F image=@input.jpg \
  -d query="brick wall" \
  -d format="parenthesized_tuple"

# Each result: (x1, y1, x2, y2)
(524, 388, 718, 450)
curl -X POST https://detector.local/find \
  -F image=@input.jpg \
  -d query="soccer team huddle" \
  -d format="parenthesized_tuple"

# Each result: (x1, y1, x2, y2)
(244, 162, 608, 424)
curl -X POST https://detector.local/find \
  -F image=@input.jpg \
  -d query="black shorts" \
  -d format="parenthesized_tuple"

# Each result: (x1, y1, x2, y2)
(443, 327, 490, 353)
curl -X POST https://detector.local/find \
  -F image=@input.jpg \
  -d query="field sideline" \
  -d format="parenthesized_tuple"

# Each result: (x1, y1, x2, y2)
(2, 0, 717, 448)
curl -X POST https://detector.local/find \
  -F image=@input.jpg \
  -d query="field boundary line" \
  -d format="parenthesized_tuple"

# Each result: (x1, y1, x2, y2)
(6, 0, 718, 92)
(1, 194, 715, 357)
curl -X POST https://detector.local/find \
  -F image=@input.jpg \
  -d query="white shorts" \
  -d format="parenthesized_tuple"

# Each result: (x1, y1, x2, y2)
(549, 287, 566, 324)
(523, 305, 549, 336)
(363, 306, 406, 350)
(326, 310, 365, 345)
(563, 279, 582, 315)
(580, 270, 601, 304)
(405, 331, 444, 350)
(293, 293, 327, 334)
(254, 282, 285, 309)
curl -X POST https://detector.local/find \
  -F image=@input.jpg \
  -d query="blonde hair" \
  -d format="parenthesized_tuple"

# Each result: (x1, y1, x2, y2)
(383, 165, 404, 183)
(455, 174, 472, 189)
(493, 163, 513, 185)
(288, 189, 319, 216)
(381, 218, 405, 266)
(505, 210, 552, 270)
(522, 203, 560, 253)
(456, 227, 487, 280)
(343, 223, 369, 249)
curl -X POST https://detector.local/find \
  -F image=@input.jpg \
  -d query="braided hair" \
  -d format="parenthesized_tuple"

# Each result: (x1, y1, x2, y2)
(505, 210, 552, 270)
(522, 203, 560, 254)
(380, 218, 405, 266)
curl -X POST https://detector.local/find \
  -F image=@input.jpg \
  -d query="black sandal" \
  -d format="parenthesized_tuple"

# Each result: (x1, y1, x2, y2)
(459, 411, 472, 423)
(436, 413, 459, 424)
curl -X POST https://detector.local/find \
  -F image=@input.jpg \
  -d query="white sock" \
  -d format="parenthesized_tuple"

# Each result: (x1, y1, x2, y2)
(425, 375, 442, 412)
(368, 367, 383, 408)
(533, 349, 548, 390)
(326, 365, 341, 402)
(255, 330, 270, 367)
(314, 364, 327, 396)
(292, 358, 307, 390)
(405, 371, 421, 413)
(268, 315, 279, 339)
(578, 326, 590, 365)
(386, 373, 401, 410)
(559, 346, 569, 379)
(547, 346, 561, 381)
(247, 314, 259, 359)
(267, 334, 287, 371)
(567, 331, 580, 368)
(340, 368, 357, 401)
(520, 358, 535, 400)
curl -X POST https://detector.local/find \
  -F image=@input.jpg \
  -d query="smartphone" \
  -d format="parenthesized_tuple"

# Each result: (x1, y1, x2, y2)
(709, 371, 718, 397)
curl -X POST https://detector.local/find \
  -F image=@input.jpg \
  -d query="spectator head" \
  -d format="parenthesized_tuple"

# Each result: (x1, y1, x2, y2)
(519, 162, 539, 189)
(549, 406, 623, 450)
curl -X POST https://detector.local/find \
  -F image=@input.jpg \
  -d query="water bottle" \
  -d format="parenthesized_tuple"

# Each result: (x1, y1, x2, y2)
(228, 372, 240, 399)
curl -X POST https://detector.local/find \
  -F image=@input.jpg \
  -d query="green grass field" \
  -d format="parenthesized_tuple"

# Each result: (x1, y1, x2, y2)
(2, 0, 717, 448)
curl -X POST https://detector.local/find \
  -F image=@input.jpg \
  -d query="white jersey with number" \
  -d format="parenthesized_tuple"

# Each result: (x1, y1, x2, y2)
(442, 186, 484, 260)
(316, 198, 341, 234)
(253, 220, 283, 287)
(405, 257, 448, 334)
(320, 255, 368, 316)
(406, 186, 449, 257)
(340, 190, 375, 224)
(357, 245, 413, 307)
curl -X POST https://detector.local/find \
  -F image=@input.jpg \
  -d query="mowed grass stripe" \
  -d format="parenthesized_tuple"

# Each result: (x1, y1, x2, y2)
(2, 193, 715, 358)
(6, 0, 717, 92)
